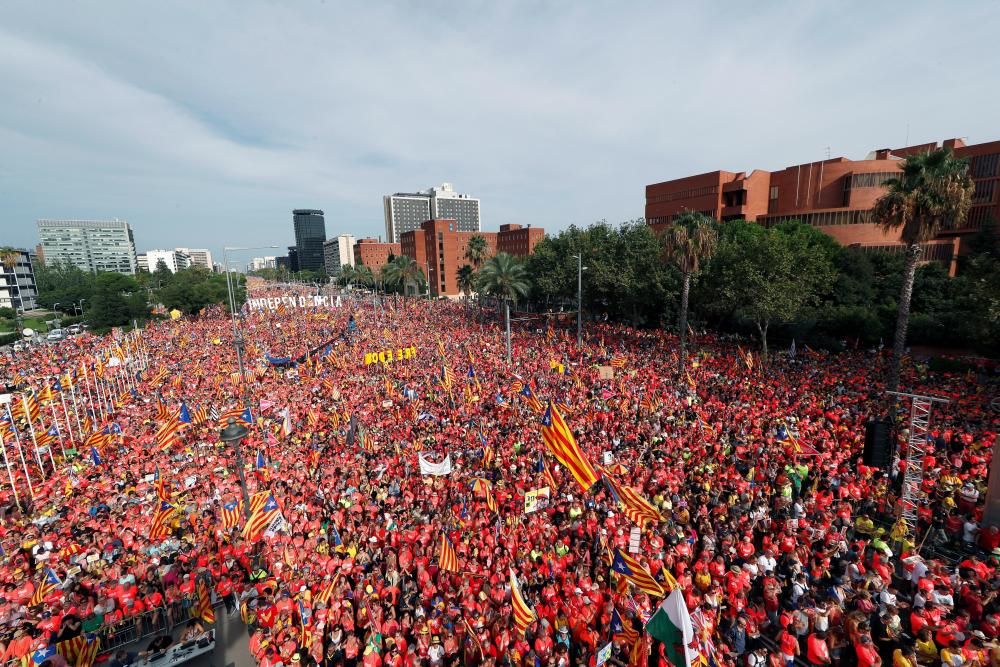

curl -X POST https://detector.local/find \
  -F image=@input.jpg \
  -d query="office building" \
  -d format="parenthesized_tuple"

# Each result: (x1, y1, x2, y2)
(248, 256, 277, 272)
(323, 234, 357, 276)
(292, 209, 327, 273)
(137, 254, 149, 272)
(354, 238, 400, 272)
(175, 248, 213, 270)
(36, 219, 138, 274)
(384, 183, 480, 243)
(645, 137, 1000, 275)
(0, 248, 38, 311)
(400, 220, 543, 297)
(144, 249, 192, 274)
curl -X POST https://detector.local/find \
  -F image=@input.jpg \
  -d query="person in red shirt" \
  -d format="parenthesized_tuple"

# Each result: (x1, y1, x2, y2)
(855, 635, 881, 667)
(806, 631, 831, 666)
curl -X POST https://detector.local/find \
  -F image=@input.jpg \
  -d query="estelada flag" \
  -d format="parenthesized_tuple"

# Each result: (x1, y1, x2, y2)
(437, 533, 459, 573)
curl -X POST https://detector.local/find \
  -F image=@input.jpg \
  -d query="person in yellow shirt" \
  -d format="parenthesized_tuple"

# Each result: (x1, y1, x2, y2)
(855, 515, 875, 537)
(914, 628, 937, 665)
(893, 645, 917, 667)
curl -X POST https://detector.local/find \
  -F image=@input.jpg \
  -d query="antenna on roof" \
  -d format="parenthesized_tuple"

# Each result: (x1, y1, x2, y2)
(905, 122, 910, 147)
(825, 147, 831, 160)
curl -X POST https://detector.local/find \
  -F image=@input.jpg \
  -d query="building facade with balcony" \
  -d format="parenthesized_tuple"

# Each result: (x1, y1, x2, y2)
(0, 248, 38, 311)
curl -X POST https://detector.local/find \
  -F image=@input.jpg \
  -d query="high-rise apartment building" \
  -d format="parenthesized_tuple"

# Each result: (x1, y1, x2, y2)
(400, 220, 543, 297)
(36, 219, 138, 274)
(645, 137, 1000, 275)
(0, 248, 38, 311)
(292, 209, 327, 273)
(248, 256, 277, 272)
(323, 234, 357, 275)
(144, 249, 192, 274)
(175, 248, 213, 270)
(384, 183, 480, 243)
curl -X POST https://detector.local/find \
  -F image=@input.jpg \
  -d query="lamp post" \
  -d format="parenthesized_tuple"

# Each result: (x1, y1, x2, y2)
(79, 299, 86, 317)
(219, 417, 252, 519)
(571, 254, 588, 348)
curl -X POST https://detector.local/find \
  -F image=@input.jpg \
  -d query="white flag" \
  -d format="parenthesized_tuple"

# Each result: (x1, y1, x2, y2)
(418, 453, 452, 476)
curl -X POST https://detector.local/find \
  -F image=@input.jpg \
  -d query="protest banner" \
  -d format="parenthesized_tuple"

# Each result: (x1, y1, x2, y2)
(524, 486, 550, 514)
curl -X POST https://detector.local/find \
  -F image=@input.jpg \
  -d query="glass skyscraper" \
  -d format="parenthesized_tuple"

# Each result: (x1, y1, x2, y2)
(292, 209, 327, 273)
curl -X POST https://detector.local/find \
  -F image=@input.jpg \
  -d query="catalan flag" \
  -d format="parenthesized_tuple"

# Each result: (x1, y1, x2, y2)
(37, 384, 55, 404)
(519, 385, 544, 413)
(611, 550, 664, 597)
(314, 573, 341, 606)
(150, 501, 177, 539)
(484, 487, 499, 515)
(255, 450, 270, 482)
(179, 402, 193, 425)
(194, 579, 215, 624)
(602, 471, 663, 527)
(29, 567, 62, 607)
(14, 392, 40, 423)
(56, 633, 100, 667)
(541, 402, 598, 491)
(155, 417, 183, 451)
(441, 364, 455, 392)
(437, 533, 460, 573)
(610, 354, 627, 368)
(154, 398, 171, 422)
(535, 450, 558, 489)
(509, 568, 537, 635)
(221, 500, 241, 530)
(639, 392, 661, 414)
(510, 378, 524, 394)
(154, 465, 170, 502)
(242, 491, 281, 542)
(191, 405, 209, 425)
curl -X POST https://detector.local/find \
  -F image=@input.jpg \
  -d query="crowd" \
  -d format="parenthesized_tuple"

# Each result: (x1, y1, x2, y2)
(0, 289, 996, 667)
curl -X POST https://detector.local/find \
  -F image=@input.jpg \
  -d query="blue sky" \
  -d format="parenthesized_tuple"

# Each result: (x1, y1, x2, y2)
(2, 1, 998, 265)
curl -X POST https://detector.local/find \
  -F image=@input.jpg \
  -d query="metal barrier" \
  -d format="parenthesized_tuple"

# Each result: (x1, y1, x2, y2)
(96, 598, 195, 654)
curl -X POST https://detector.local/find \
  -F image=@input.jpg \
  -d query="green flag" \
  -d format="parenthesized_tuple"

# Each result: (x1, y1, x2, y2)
(646, 588, 696, 667)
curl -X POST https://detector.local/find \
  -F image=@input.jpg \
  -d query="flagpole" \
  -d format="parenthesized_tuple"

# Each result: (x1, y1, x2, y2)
(68, 377, 83, 435)
(21, 396, 49, 479)
(47, 395, 68, 460)
(0, 427, 20, 510)
(92, 373, 105, 421)
(81, 363, 98, 422)
(2, 411, 34, 501)
(58, 384, 75, 446)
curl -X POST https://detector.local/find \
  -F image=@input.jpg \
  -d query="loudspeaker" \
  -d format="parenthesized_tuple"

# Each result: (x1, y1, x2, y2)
(863, 416, 894, 468)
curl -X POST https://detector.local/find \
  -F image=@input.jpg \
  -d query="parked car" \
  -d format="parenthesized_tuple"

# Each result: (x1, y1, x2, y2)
(67, 324, 82, 335)
(46, 329, 65, 342)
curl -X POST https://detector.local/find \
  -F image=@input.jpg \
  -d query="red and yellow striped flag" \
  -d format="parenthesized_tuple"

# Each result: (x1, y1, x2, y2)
(437, 533, 460, 573)
(510, 569, 537, 635)
(541, 402, 598, 491)
(194, 579, 215, 624)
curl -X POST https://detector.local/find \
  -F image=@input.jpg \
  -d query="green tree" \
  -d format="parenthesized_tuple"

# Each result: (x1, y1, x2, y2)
(154, 267, 235, 314)
(34, 263, 97, 311)
(354, 265, 375, 288)
(475, 253, 530, 303)
(382, 256, 424, 296)
(86, 273, 142, 329)
(872, 148, 974, 392)
(662, 211, 718, 371)
(456, 264, 475, 300)
(464, 234, 491, 270)
(702, 220, 836, 360)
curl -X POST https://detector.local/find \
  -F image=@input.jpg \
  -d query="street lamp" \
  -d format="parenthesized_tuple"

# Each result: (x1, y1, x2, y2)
(79, 299, 86, 317)
(571, 254, 588, 348)
(219, 418, 252, 519)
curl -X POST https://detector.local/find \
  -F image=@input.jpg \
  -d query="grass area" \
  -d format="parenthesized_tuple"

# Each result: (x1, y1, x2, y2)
(0, 316, 54, 332)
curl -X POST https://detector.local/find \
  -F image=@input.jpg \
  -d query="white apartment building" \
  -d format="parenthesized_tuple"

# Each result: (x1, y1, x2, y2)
(383, 183, 480, 243)
(323, 234, 356, 275)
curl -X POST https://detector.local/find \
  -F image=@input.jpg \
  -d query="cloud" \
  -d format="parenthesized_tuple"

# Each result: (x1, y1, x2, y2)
(1, 1, 997, 260)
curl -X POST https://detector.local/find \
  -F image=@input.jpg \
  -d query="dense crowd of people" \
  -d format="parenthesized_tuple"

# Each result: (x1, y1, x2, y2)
(0, 288, 996, 667)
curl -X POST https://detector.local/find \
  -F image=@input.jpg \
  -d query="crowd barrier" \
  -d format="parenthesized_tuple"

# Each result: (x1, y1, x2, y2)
(0, 596, 215, 667)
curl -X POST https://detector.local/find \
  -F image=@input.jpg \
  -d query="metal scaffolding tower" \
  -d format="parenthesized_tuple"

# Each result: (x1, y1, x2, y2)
(887, 391, 950, 533)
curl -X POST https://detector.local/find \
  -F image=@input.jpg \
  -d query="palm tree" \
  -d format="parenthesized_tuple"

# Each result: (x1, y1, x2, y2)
(464, 234, 491, 269)
(382, 256, 425, 296)
(339, 265, 357, 288)
(476, 253, 531, 363)
(456, 264, 475, 302)
(662, 211, 718, 372)
(872, 148, 974, 393)
(354, 265, 375, 288)
(0, 247, 19, 271)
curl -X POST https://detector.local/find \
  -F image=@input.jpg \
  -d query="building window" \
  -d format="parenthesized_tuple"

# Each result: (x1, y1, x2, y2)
(769, 186, 779, 200)
(972, 179, 996, 204)
(849, 172, 898, 189)
(971, 153, 1000, 178)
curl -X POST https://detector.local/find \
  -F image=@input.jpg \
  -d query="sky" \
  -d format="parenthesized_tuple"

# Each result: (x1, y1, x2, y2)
(2, 1, 998, 265)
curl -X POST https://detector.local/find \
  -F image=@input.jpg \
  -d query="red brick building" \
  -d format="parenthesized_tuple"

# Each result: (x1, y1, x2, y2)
(354, 238, 401, 271)
(400, 220, 544, 297)
(645, 138, 999, 275)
